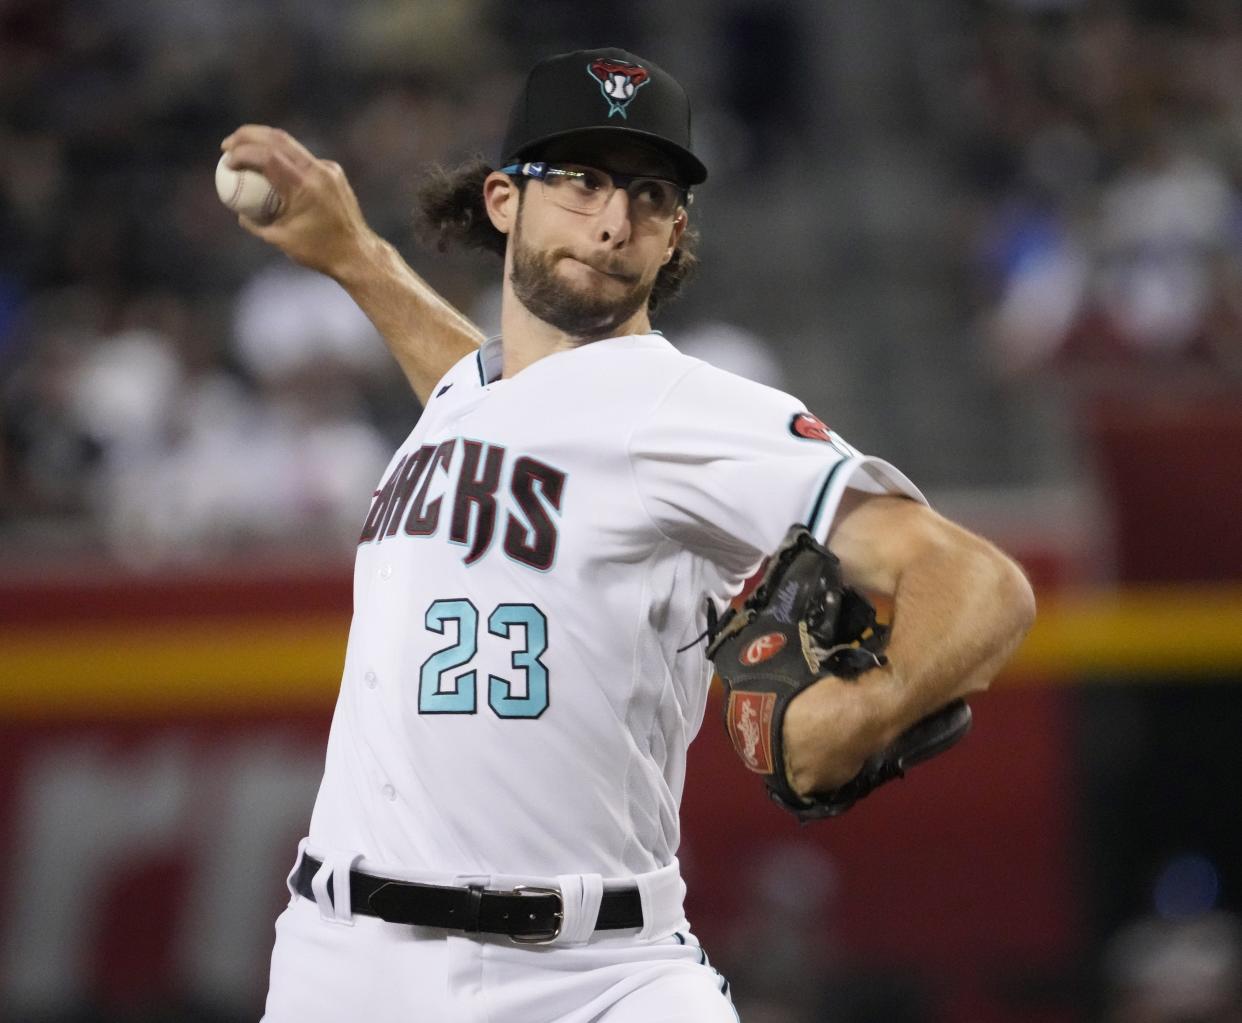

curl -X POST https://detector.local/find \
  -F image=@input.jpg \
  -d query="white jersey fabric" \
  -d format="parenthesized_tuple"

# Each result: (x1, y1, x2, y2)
(307, 331, 923, 881)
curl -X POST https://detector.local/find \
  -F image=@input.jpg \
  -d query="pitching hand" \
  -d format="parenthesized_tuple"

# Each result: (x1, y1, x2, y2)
(220, 125, 375, 281)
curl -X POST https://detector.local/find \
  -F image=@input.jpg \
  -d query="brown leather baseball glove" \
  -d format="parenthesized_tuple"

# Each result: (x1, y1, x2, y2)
(705, 525, 972, 821)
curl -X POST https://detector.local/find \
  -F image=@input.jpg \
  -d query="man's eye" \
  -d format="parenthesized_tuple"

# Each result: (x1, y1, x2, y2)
(574, 169, 608, 192)
(634, 181, 674, 211)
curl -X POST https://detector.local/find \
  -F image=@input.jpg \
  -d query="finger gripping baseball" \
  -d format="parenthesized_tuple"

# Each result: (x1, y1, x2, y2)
(706, 525, 971, 822)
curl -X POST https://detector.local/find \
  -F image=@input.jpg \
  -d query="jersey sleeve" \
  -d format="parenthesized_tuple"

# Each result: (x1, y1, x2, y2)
(628, 360, 926, 583)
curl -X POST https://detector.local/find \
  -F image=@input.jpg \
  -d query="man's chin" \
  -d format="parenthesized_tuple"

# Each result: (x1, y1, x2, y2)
(509, 240, 652, 339)
(527, 294, 636, 340)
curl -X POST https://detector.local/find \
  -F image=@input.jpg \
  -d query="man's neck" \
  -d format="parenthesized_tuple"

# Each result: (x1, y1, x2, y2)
(498, 291, 652, 380)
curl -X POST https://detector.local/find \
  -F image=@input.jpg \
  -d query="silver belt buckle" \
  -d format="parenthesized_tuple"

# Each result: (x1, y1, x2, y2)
(509, 885, 564, 944)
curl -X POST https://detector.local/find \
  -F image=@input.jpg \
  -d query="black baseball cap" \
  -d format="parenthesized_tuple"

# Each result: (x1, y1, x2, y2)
(500, 47, 708, 186)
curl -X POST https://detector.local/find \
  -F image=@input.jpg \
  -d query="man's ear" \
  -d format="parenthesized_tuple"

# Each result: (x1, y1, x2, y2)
(484, 172, 519, 234)
(662, 208, 689, 265)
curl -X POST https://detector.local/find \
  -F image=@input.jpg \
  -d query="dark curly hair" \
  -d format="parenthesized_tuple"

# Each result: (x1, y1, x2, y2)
(413, 156, 699, 315)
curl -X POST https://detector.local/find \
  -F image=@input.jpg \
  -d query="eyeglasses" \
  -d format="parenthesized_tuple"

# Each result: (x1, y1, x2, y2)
(501, 161, 690, 222)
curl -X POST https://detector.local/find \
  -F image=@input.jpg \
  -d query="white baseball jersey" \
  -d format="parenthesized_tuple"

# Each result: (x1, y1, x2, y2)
(307, 331, 923, 880)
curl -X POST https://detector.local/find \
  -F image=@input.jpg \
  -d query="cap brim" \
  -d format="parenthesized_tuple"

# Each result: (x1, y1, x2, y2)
(509, 125, 708, 186)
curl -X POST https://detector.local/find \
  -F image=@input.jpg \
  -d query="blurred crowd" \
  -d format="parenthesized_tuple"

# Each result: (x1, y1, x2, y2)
(956, 0, 1242, 387)
(0, 0, 519, 566)
(3, 0, 1242, 569)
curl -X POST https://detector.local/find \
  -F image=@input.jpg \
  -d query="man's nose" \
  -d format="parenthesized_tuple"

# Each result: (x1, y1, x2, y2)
(594, 187, 633, 246)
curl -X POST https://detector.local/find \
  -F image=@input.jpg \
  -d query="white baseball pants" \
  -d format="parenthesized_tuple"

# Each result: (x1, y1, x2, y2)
(261, 843, 738, 1023)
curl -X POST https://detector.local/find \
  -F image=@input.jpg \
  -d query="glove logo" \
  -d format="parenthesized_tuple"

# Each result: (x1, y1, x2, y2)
(771, 581, 799, 624)
(741, 632, 786, 666)
(727, 691, 776, 774)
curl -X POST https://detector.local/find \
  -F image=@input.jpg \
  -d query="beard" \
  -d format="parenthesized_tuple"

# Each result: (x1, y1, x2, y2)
(509, 212, 656, 341)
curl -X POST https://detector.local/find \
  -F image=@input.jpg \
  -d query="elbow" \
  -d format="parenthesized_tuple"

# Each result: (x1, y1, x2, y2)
(1003, 555, 1038, 640)
(942, 525, 1037, 643)
(973, 550, 1036, 693)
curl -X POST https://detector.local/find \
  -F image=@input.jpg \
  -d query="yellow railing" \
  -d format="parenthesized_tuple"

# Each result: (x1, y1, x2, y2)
(3, 585, 1240, 718)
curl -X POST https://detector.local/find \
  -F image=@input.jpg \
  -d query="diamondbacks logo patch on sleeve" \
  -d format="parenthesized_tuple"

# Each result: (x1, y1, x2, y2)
(726, 691, 776, 774)
(790, 412, 859, 458)
(791, 412, 832, 442)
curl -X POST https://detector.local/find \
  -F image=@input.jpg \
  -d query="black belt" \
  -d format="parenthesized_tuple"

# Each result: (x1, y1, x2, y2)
(294, 855, 643, 943)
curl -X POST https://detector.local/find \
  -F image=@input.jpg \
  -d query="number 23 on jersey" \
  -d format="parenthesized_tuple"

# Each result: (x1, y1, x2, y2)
(418, 599, 549, 719)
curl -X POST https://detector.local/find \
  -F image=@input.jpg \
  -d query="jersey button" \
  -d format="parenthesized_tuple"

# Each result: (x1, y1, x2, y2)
(379, 564, 393, 580)
(381, 783, 396, 801)
(364, 671, 378, 689)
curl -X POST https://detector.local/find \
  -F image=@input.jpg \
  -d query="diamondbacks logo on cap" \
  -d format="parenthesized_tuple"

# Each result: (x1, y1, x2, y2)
(587, 58, 650, 118)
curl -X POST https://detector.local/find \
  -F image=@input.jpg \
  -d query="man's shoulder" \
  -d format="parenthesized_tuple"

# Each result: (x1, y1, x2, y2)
(650, 350, 804, 424)
(583, 333, 799, 405)
(532, 332, 699, 400)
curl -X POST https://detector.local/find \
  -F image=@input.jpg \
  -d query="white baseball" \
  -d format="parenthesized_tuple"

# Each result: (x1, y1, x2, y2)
(215, 154, 283, 223)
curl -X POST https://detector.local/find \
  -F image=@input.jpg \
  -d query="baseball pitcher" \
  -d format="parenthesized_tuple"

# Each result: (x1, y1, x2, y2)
(222, 47, 1035, 1023)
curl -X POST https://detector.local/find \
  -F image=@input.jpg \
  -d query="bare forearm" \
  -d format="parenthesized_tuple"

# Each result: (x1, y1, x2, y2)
(335, 234, 484, 406)
(868, 536, 1035, 744)
(783, 501, 1036, 795)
